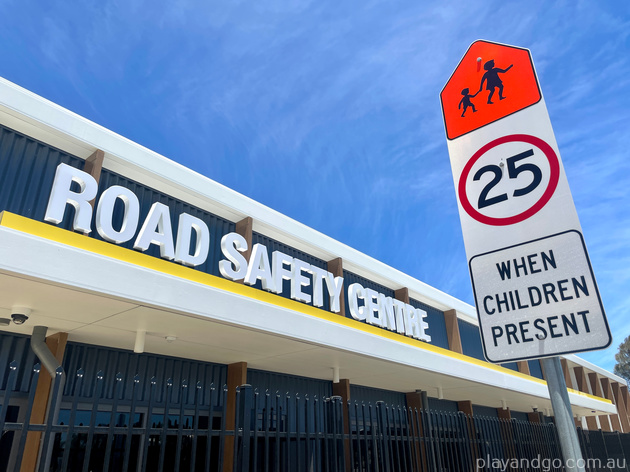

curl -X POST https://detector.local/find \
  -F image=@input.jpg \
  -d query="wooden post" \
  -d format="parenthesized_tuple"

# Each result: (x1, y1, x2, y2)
(406, 391, 427, 470)
(517, 361, 530, 376)
(528, 412, 543, 423)
(457, 400, 477, 464)
(558, 359, 582, 428)
(406, 391, 424, 411)
(574, 367, 599, 430)
(223, 362, 247, 472)
(458, 400, 473, 416)
(394, 287, 409, 304)
(621, 386, 630, 431)
(600, 378, 622, 432)
(497, 408, 516, 462)
(588, 373, 611, 431)
(560, 358, 574, 389)
(332, 379, 351, 471)
(234, 217, 253, 283)
(444, 310, 463, 354)
(327, 258, 345, 317)
(83, 149, 104, 208)
(611, 382, 630, 433)
(20, 332, 68, 472)
(332, 379, 351, 431)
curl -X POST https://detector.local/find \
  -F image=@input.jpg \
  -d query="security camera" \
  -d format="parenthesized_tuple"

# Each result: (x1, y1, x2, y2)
(11, 313, 29, 325)
(10, 307, 31, 325)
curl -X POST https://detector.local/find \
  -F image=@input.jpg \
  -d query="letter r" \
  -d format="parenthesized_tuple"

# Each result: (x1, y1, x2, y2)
(44, 163, 98, 234)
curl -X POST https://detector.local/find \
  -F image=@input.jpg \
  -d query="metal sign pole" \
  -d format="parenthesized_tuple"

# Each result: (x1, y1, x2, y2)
(541, 356, 585, 472)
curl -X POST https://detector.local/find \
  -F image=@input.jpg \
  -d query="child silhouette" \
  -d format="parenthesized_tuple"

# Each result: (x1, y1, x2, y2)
(459, 88, 477, 117)
(477, 60, 513, 104)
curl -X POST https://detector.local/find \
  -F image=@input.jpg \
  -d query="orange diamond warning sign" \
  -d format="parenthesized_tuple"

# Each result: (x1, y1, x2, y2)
(441, 40, 541, 140)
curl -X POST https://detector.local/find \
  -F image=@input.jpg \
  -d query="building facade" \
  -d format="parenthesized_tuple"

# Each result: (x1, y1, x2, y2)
(0, 77, 628, 471)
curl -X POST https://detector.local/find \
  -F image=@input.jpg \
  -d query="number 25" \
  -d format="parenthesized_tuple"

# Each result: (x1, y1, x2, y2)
(473, 149, 542, 209)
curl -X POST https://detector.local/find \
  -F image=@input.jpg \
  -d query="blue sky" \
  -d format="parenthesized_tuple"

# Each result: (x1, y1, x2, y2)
(1, 0, 628, 372)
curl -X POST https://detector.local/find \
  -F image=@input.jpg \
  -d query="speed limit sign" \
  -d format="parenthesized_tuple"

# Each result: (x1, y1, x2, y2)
(441, 40, 611, 363)
(458, 134, 559, 226)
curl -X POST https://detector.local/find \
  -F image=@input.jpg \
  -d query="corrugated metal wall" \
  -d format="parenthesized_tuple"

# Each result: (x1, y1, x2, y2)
(409, 297, 449, 349)
(61, 341, 227, 405)
(427, 397, 459, 413)
(247, 369, 333, 436)
(459, 319, 486, 361)
(511, 411, 529, 421)
(528, 359, 544, 379)
(247, 368, 332, 398)
(250, 232, 330, 311)
(0, 332, 38, 393)
(455, 320, 522, 371)
(350, 384, 406, 407)
(0, 124, 85, 228)
(473, 404, 500, 418)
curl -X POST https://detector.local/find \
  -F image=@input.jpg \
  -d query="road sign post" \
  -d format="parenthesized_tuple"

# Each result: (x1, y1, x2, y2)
(441, 40, 611, 472)
(542, 356, 586, 472)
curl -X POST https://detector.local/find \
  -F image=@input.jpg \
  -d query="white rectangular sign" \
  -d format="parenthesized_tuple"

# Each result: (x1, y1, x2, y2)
(470, 231, 608, 362)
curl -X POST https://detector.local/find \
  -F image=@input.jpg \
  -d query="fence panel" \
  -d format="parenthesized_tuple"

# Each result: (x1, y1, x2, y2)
(3, 360, 630, 471)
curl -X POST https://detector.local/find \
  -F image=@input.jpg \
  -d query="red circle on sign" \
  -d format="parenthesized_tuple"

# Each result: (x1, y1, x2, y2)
(458, 134, 560, 226)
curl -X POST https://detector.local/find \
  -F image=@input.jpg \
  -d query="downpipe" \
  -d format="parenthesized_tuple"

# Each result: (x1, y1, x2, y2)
(30, 326, 66, 471)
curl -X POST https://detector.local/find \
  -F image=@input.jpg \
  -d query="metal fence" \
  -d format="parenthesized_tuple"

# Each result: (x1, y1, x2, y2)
(2, 362, 630, 471)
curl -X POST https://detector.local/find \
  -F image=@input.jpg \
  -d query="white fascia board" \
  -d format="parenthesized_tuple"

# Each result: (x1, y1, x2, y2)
(0, 225, 614, 414)
(0, 76, 477, 321)
(567, 391, 617, 415)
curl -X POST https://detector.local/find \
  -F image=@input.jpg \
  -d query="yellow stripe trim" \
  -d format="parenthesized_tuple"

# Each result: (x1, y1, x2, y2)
(0, 211, 611, 405)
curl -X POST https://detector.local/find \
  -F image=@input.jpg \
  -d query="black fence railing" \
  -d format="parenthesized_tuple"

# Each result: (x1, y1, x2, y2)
(2, 362, 630, 471)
